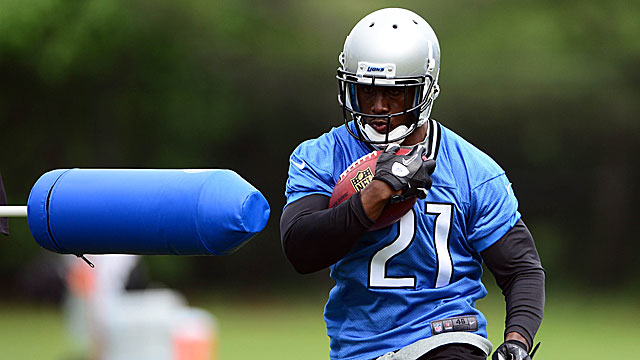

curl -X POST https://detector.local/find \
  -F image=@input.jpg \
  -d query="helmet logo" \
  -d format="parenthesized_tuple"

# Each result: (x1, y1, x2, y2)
(357, 62, 396, 77)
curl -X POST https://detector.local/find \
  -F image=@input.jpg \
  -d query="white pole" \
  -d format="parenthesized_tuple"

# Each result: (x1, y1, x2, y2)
(0, 206, 28, 217)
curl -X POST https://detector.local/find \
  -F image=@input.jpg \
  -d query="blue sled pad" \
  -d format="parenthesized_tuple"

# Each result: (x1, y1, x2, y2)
(27, 169, 270, 255)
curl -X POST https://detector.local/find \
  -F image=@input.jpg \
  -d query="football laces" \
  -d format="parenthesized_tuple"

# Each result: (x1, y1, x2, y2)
(338, 151, 380, 181)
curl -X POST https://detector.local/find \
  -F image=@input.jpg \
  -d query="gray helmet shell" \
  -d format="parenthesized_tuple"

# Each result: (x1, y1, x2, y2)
(337, 8, 441, 145)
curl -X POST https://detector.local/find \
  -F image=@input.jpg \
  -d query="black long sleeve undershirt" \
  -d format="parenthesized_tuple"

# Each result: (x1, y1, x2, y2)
(280, 194, 544, 347)
(280, 193, 373, 274)
(481, 220, 545, 349)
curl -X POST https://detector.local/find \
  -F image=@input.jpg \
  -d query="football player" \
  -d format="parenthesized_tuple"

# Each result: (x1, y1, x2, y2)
(280, 8, 544, 360)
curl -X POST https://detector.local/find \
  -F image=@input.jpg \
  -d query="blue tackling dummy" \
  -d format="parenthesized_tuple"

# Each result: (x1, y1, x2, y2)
(28, 169, 270, 256)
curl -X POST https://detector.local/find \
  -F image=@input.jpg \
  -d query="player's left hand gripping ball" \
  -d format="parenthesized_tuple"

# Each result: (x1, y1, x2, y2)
(492, 340, 532, 360)
(372, 144, 436, 201)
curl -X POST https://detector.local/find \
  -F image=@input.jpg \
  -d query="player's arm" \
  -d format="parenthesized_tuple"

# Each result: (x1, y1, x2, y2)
(280, 192, 375, 274)
(281, 144, 436, 274)
(360, 179, 401, 220)
(280, 173, 411, 274)
(481, 219, 545, 355)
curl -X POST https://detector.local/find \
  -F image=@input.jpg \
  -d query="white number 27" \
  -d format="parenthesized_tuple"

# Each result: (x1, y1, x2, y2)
(369, 203, 453, 289)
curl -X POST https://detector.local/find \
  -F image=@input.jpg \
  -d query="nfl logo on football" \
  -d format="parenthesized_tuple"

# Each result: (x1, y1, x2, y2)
(350, 168, 373, 192)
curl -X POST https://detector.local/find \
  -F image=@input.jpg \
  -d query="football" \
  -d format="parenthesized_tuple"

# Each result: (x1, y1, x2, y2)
(329, 148, 417, 231)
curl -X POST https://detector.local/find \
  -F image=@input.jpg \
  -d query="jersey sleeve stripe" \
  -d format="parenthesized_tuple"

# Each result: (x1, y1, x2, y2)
(425, 119, 441, 161)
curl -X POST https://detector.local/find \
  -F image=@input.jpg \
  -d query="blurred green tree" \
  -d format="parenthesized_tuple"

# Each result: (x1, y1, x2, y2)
(0, 0, 638, 296)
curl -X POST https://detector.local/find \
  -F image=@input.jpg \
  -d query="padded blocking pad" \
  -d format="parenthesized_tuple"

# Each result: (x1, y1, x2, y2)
(27, 169, 270, 255)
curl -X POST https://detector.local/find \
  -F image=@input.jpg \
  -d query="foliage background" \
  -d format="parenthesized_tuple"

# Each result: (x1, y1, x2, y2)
(0, 1, 639, 356)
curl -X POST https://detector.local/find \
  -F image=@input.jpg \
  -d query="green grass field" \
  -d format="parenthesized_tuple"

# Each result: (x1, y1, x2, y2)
(0, 289, 637, 359)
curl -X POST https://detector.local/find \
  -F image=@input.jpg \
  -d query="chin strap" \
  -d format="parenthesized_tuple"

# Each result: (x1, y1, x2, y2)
(362, 124, 410, 146)
(418, 83, 439, 124)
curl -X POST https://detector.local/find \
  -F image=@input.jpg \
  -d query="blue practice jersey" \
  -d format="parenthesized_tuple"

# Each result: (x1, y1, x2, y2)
(284, 120, 521, 360)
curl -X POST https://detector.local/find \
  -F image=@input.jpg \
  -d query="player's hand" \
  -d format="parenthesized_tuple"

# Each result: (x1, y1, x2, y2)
(372, 144, 436, 202)
(492, 340, 531, 360)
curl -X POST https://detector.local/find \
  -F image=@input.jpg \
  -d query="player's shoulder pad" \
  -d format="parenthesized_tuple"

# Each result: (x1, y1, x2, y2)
(291, 133, 336, 174)
(286, 126, 354, 203)
(439, 125, 506, 189)
(290, 124, 365, 176)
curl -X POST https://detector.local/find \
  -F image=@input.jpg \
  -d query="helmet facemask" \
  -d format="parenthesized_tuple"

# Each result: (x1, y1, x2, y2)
(337, 69, 436, 146)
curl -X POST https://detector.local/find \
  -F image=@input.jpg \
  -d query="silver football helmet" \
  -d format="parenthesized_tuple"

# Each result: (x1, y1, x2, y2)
(337, 8, 441, 146)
